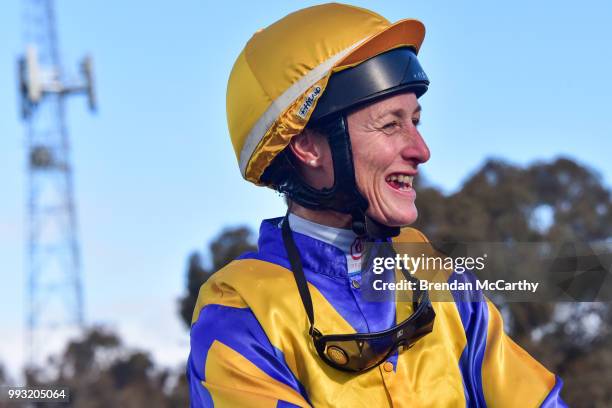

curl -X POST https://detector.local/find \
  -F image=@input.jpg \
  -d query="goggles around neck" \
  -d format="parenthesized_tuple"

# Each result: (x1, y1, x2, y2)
(281, 214, 435, 373)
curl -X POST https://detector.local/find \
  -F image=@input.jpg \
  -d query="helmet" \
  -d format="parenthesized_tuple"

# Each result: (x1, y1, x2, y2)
(226, 3, 429, 237)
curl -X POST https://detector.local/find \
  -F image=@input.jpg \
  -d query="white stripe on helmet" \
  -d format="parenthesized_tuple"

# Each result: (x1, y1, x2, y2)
(239, 37, 367, 177)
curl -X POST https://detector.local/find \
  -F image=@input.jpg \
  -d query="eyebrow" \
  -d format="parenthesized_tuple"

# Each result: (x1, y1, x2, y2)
(373, 104, 422, 121)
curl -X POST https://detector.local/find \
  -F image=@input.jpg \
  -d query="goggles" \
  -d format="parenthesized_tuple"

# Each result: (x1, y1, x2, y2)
(281, 214, 435, 372)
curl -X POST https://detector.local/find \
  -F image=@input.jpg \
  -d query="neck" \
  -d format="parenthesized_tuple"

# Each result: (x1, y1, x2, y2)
(289, 202, 353, 229)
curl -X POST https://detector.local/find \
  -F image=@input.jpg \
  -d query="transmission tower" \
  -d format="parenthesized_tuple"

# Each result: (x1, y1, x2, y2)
(17, 0, 96, 365)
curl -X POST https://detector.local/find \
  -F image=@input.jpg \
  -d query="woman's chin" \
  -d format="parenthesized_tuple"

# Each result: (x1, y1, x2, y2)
(369, 204, 418, 228)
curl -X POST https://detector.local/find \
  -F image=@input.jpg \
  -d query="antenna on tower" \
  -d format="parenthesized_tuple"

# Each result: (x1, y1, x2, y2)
(17, 0, 96, 366)
(19, 44, 97, 118)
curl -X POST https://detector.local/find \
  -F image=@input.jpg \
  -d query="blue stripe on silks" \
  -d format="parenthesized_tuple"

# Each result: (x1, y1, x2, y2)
(449, 271, 488, 408)
(387, 349, 399, 372)
(190, 304, 310, 404)
(277, 401, 304, 408)
(540, 376, 568, 408)
(187, 351, 214, 408)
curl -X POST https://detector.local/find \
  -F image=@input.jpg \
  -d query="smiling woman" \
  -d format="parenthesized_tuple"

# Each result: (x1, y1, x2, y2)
(187, 3, 567, 407)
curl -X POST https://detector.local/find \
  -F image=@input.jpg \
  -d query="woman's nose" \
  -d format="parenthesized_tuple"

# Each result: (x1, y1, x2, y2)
(400, 128, 430, 166)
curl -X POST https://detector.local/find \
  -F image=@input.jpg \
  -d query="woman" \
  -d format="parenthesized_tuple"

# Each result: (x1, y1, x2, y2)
(187, 4, 565, 407)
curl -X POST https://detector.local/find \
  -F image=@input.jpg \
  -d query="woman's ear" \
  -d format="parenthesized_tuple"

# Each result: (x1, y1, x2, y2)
(289, 129, 322, 167)
(288, 128, 334, 189)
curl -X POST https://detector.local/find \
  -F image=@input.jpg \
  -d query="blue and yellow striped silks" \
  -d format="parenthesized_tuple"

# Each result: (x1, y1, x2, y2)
(187, 217, 567, 407)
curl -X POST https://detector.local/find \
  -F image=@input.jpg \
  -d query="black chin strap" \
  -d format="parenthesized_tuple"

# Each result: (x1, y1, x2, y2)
(351, 211, 400, 239)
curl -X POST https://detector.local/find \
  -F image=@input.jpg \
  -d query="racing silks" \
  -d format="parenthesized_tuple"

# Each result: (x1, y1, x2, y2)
(187, 217, 566, 407)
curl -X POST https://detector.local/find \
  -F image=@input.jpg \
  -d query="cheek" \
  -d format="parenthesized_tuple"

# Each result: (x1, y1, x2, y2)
(352, 137, 395, 184)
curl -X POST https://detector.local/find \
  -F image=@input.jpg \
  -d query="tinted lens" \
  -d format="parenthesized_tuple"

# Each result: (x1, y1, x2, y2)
(317, 337, 396, 372)
(314, 300, 435, 372)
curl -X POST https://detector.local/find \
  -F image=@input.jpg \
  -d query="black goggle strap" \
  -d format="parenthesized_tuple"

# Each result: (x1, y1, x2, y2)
(281, 213, 321, 338)
(376, 242, 423, 312)
(400, 262, 422, 313)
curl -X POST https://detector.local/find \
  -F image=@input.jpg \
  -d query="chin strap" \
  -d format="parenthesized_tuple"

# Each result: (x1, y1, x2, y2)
(351, 212, 400, 239)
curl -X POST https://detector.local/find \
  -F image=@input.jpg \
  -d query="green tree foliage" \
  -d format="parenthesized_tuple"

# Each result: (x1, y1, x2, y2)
(0, 363, 8, 387)
(178, 227, 256, 329)
(179, 253, 211, 330)
(413, 157, 611, 242)
(25, 326, 188, 408)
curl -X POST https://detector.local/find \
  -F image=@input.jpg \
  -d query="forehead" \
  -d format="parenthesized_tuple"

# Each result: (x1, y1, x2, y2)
(348, 92, 420, 121)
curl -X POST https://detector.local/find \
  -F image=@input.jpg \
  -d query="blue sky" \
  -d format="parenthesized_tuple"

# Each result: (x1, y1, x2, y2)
(1, 0, 611, 377)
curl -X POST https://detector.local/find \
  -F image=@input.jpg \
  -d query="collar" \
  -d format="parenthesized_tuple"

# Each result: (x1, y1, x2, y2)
(287, 213, 358, 254)
(288, 213, 365, 275)
(255, 217, 351, 279)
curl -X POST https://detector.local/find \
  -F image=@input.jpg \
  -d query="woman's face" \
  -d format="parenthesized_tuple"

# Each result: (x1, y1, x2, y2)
(347, 92, 430, 227)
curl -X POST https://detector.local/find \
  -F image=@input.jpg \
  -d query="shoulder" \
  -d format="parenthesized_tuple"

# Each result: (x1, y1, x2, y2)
(189, 258, 307, 376)
(191, 257, 296, 325)
(394, 226, 430, 243)
(189, 259, 286, 365)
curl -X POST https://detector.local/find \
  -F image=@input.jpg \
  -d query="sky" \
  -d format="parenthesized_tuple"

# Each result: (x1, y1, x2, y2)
(1, 0, 611, 380)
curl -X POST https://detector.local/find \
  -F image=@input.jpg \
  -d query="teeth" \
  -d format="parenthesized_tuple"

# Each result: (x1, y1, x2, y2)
(386, 174, 414, 188)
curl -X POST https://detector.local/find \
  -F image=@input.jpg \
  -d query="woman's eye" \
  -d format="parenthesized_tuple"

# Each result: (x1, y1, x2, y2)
(382, 121, 399, 131)
(412, 118, 421, 127)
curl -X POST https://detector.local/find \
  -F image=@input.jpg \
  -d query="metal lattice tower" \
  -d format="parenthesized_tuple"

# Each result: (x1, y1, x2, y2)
(18, 0, 96, 365)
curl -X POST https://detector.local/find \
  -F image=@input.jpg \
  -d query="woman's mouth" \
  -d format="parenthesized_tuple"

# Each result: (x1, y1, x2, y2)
(385, 173, 414, 191)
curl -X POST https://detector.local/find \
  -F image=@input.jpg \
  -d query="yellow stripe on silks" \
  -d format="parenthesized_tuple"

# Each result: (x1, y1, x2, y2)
(396, 226, 429, 243)
(390, 229, 467, 408)
(192, 276, 248, 324)
(482, 300, 556, 407)
(204, 340, 311, 408)
(393, 227, 456, 306)
(388, 301, 467, 408)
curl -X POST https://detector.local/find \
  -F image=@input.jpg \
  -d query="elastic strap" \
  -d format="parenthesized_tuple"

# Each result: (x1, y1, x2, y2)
(281, 213, 318, 335)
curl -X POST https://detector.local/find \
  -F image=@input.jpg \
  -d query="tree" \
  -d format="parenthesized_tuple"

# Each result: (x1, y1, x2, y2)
(26, 326, 188, 408)
(178, 227, 256, 329)
(0, 362, 9, 387)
